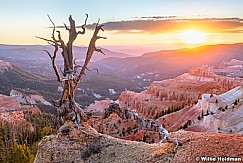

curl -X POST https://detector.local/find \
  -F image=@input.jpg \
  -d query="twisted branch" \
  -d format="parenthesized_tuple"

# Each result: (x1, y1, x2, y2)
(102, 103, 181, 151)
(43, 48, 62, 82)
(74, 21, 107, 91)
(77, 13, 88, 35)
(36, 15, 62, 82)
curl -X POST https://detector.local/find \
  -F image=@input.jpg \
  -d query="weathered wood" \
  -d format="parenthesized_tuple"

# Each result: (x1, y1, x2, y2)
(64, 14, 88, 71)
(102, 103, 181, 150)
(43, 49, 62, 82)
(36, 15, 62, 82)
(37, 14, 105, 127)
(74, 22, 107, 91)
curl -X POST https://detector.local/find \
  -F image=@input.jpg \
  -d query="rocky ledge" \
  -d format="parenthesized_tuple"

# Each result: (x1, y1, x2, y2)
(34, 121, 176, 163)
(34, 122, 243, 163)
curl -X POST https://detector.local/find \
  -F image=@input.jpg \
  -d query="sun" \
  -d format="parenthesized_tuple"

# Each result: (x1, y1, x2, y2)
(178, 30, 208, 44)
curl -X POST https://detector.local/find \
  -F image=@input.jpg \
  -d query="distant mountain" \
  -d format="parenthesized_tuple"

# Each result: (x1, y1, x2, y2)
(1, 43, 243, 89)
(0, 60, 61, 99)
(102, 43, 192, 56)
(0, 44, 131, 62)
(1, 43, 243, 103)
(0, 44, 133, 79)
(99, 43, 243, 87)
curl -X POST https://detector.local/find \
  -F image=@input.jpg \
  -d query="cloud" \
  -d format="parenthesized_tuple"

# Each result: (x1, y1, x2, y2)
(140, 16, 178, 19)
(83, 17, 243, 34)
(53, 17, 243, 34)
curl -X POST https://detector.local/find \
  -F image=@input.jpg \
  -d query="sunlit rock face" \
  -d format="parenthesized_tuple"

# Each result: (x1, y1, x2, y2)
(156, 86, 243, 133)
(34, 121, 243, 163)
(190, 86, 243, 134)
(0, 94, 40, 123)
(117, 67, 243, 119)
(110, 67, 243, 135)
(211, 59, 243, 78)
(189, 67, 216, 77)
(84, 99, 113, 117)
(34, 121, 176, 163)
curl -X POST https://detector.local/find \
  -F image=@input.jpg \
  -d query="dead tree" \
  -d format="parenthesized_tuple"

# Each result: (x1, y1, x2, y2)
(103, 103, 181, 150)
(37, 14, 106, 128)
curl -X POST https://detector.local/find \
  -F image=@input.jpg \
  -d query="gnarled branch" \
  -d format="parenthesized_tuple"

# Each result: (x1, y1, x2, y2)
(102, 103, 181, 151)
(36, 36, 56, 44)
(47, 14, 59, 42)
(95, 47, 105, 55)
(77, 13, 88, 35)
(43, 49, 62, 82)
(36, 15, 62, 82)
(74, 21, 106, 91)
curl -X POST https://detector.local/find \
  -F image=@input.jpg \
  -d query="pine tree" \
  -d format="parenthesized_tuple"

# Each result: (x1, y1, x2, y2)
(8, 144, 34, 163)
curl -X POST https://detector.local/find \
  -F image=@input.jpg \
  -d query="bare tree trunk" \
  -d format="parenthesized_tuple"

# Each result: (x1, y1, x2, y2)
(37, 14, 106, 128)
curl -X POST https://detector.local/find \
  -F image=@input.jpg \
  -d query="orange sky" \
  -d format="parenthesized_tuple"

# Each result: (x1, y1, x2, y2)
(1, 18, 243, 47)
(1, 1, 243, 48)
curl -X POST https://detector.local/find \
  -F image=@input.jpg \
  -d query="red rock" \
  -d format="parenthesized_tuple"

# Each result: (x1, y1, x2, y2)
(0, 94, 40, 123)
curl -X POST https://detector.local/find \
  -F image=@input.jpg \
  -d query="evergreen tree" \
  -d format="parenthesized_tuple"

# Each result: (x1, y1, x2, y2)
(8, 144, 34, 163)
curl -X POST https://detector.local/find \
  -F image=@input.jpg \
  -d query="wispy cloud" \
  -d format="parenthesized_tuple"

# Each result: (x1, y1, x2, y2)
(86, 17, 243, 34)
(54, 17, 243, 34)
(140, 16, 178, 19)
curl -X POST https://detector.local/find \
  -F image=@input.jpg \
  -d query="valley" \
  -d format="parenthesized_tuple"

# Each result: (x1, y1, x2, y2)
(85, 62, 243, 143)
(0, 43, 243, 161)
(1, 43, 243, 107)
